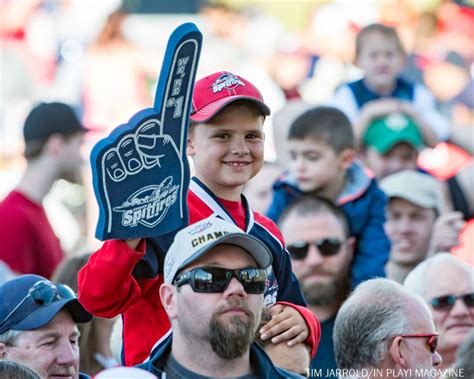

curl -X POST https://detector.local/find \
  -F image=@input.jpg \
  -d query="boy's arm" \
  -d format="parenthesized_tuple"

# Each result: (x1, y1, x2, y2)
(77, 239, 154, 317)
(272, 301, 321, 359)
(354, 99, 438, 148)
(413, 85, 451, 142)
(350, 184, 391, 287)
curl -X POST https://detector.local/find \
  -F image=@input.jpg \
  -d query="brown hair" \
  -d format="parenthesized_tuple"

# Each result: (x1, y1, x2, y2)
(288, 106, 354, 153)
(355, 23, 405, 58)
(24, 132, 80, 161)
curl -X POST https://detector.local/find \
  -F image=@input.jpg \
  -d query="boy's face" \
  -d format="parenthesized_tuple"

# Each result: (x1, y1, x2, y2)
(363, 142, 418, 179)
(356, 32, 404, 92)
(187, 106, 264, 199)
(288, 138, 349, 194)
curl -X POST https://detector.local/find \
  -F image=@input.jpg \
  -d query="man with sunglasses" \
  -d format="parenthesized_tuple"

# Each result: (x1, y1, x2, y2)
(279, 195, 354, 371)
(404, 253, 474, 369)
(0, 274, 92, 379)
(334, 278, 442, 377)
(138, 216, 302, 378)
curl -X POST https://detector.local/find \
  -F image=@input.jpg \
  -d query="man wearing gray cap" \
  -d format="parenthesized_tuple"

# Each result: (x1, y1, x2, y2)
(380, 170, 464, 283)
(138, 216, 302, 378)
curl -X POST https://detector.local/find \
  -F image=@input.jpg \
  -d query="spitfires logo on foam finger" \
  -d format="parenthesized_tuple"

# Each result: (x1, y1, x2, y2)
(212, 73, 245, 93)
(113, 176, 179, 228)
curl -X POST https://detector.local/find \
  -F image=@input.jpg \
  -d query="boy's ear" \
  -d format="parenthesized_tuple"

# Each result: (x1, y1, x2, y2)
(339, 149, 355, 170)
(186, 137, 195, 157)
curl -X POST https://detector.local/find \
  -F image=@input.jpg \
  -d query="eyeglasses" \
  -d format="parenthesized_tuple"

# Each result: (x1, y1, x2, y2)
(398, 333, 439, 354)
(173, 267, 267, 294)
(430, 293, 474, 310)
(0, 280, 76, 328)
(286, 238, 343, 260)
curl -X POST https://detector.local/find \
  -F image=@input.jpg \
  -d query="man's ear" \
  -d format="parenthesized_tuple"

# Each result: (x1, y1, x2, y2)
(0, 342, 8, 358)
(389, 336, 408, 367)
(160, 283, 178, 320)
(44, 134, 66, 158)
(346, 236, 356, 261)
(339, 149, 355, 170)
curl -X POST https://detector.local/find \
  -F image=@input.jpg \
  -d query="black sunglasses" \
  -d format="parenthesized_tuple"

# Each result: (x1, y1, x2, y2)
(0, 280, 76, 328)
(173, 267, 267, 294)
(286, 238, 343, 260)
(430, 293, 474, 310)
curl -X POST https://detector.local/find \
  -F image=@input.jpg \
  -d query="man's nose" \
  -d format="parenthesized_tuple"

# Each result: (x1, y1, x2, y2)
(432, 350, 442, 367)
(56, 340, 78, 367)
(305, 244, 324, 266)
(223, 277, 247, 298)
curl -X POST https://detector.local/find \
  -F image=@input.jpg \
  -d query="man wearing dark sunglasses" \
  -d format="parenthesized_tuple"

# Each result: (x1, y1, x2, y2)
(404, 253, 474, 370)
(334, 278, 442, 376)
(279, 195, 354, 371)
(138, 216, 302, 378)
(0, 275, 92, 379)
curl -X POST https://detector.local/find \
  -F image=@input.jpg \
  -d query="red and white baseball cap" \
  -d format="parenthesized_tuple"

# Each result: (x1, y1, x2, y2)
(190, 71, 271, 123)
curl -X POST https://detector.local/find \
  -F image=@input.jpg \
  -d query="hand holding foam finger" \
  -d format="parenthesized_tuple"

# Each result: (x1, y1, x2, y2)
(91, 23, 202, 240)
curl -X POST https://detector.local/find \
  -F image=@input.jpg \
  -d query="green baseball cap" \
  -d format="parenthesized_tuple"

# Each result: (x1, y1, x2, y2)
(363, 113, 423, 154)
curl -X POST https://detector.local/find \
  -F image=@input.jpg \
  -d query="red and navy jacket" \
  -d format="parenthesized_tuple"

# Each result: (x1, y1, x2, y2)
(78, 177, 320, 366)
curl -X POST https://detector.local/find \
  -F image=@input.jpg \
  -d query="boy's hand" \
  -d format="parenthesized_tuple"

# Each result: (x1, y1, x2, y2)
(259, 304, 309, 347)
(90, 23, 202, 241)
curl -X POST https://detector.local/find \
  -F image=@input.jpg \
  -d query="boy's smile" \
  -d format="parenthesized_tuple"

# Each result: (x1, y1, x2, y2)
(187, 104, 265, 201)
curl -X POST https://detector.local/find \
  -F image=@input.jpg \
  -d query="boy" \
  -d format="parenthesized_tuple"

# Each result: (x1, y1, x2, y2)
(361, 113, 422, 179)
(331, 23, 450, 146)
(267, 106, 390, 287)
(78, 72, 320, 366)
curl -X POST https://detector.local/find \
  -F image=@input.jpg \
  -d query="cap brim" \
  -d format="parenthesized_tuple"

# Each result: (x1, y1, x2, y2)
(12, 299, 92, 332)
(388, 191, 437, 210)
(172, 233, 273, 283)
(190, 96, 271, 123)
(373, 136, 421, 154)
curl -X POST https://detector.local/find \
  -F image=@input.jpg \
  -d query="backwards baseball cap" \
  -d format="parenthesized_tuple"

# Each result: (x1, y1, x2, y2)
(23, 102, 87, 142)
(0, 275, 92, 334)
(190, 71, 271, 123)
(380, 170, 444, 215)
(164, 216, 273, 284)
(363, 113, 423, 154)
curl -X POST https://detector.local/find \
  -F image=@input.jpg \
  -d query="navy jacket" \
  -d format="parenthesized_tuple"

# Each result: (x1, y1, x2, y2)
(137, 334, 303, 378)
(267, 161, 390, 287)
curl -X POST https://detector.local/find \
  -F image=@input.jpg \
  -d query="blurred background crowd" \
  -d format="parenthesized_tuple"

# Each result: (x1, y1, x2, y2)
(2, 0, 472, 258)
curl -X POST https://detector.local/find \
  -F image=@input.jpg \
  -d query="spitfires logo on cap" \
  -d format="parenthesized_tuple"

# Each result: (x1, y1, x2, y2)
(212, 73, 245, 93)
(113, 176, 179, 228)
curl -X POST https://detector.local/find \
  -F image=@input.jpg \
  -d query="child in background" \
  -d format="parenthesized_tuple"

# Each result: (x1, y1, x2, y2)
(78, 72, 320, 366)
(331, 23, 450, 147)
(360, 113, 422, 179)
(267, 106, 390, 287)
